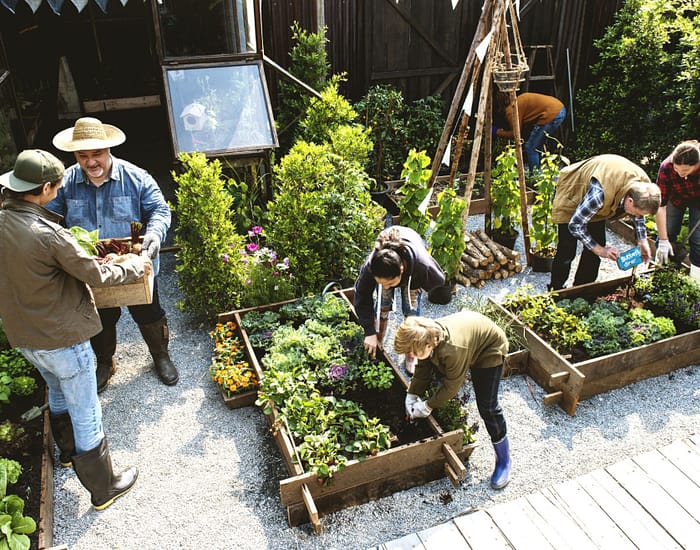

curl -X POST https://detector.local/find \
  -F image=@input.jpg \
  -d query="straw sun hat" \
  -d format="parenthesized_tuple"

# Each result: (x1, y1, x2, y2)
(53, 117, 126, 152)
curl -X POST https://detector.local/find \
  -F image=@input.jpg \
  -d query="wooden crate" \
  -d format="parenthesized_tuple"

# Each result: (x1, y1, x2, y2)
(90, 269, 154, 309)
(490, 275, 700, 416)
(217, 289, 477, 533)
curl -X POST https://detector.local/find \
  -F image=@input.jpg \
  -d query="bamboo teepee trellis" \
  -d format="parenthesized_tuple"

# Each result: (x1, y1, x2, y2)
(430, 0, 533, 264)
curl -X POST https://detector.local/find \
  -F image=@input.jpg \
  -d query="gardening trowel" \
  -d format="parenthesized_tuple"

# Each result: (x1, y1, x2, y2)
(21, 402, 48, 422)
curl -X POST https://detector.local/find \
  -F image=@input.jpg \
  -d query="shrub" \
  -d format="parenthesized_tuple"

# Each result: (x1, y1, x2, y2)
(572, 0, 700, 174)
(267, 139, 384, 294)
(171, 152, 247, 320)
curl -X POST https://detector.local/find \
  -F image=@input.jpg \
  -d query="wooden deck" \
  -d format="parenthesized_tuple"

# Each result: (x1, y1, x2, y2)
(375, 435, 700, 550)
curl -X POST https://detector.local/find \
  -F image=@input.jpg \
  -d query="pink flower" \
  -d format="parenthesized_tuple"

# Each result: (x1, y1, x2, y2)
(222, 253, 229, 263)
(246, 243, 259, 252)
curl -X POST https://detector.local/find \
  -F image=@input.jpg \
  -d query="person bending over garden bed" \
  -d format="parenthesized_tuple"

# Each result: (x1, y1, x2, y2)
(393, 311, 511, 489)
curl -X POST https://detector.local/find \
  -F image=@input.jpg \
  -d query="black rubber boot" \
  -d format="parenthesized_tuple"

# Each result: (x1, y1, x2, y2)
(49, 412, 75, 467)
(71, 438, 138, 511)
(138, 317, 179, 385)
(90, 324, 117, 393)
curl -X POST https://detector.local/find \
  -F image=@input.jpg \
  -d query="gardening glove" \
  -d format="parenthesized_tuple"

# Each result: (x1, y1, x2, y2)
(410, 398, 432, 419)
(491, 125, 498, 137)
(405, 393, 419, 417)
(655, 239, 673, 265)
(142, 233, 161, 259)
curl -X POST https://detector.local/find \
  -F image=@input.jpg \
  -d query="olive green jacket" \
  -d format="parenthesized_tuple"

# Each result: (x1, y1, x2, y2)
(552, 154, 650, 224)
(407, 311, 508, 409)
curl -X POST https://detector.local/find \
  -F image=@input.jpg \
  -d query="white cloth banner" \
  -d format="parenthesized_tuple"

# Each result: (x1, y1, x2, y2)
(0, 0, 144, 12)
(0, 0, 19, 12)
(46, 0, 63, 13)
(25, 0, 41, 11)
(441, 140, 451, 167)
(475, 29, 493, 63)
(462, 85, 474, 116)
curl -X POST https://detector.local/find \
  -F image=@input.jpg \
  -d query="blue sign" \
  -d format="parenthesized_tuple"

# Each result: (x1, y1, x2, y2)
(617, 247, 643, 270)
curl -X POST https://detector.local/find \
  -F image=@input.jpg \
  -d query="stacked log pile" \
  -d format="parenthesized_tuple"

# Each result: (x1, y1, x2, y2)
(455, 229, 523, 288)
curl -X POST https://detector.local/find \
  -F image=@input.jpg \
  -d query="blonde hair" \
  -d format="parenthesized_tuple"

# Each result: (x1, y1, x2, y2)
(393, 316, 443, 357)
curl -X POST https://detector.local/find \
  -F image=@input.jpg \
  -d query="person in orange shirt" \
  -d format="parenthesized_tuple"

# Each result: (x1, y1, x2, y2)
(493, 91, 566, 173)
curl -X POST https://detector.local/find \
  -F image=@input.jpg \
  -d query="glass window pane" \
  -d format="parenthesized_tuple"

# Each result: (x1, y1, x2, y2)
(156, 0, 256, 58)
(164, 62, 277, 156)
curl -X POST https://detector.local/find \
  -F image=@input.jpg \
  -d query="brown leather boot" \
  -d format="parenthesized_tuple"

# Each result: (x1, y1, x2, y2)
(71, 438, 138, 510)
(90, 325, 117, 393)
(49, 412, 75, 467)
(138, 317, 179, 385)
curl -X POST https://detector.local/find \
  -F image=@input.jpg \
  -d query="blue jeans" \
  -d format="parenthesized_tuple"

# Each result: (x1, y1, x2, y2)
(664, 202, 700, 266)
(471, 363, 506, 443)
(380, 285, 422, 318)
(524, 106, 566, 172)
(19, 341, 104, 453)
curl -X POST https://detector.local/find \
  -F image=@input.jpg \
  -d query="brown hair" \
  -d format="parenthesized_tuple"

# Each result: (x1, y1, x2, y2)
(1, 179, 62, 200)
(369, 227, 407, 279)
(393, 316, 443, 357)
(627, 180, 661, 214)
(671, 140, 700, 166)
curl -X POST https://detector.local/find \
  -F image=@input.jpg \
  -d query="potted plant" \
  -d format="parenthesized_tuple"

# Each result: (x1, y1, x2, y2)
(427, 186, 467, 304)
(489, 145, 521, 250)
(528, 141, 568, 272)
(396, 149, 433, 238)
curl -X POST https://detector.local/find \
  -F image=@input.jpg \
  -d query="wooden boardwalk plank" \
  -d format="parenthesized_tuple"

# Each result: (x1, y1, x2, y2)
(633, 448, 700, 518)
(580, 469, 682, 550)
(453, 509, 512, 550)
(525, 491, 598, 550)
(607, 457, 700, 549)
(486, 498, 556, 549)
(382, 532, 425, 549)
(417, 521, 471, 549)
(659, 439, 700, 486)
(544, 479, 637, 549)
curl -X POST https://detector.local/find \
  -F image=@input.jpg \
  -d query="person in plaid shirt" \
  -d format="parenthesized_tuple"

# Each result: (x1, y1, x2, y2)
(549, 154, 661, 290)
(654, 141, 700, 280)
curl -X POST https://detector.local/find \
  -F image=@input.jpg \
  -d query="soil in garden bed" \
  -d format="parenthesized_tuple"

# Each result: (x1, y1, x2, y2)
(344, 376, 435, 446)
(1, 380, 46, 550)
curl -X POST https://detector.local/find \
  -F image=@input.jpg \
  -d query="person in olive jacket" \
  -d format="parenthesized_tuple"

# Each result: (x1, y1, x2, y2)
(393, 311, 511, 489)
(0, 149, 149, 510)
(549, 154, 661, 290)
(354, 225, 445, 374)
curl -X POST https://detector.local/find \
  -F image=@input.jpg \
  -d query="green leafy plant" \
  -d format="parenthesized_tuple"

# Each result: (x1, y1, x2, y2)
(0, 350, 36, 407)
(254, 295, 392, 482)
(0, 422, 28, 457)
(456, 294, 524, 353)
(429, 186, 467, 281)
(171, 152, 247, 320)
(431, 392, 477, 446)
(267, 136, 384, 294)
(276, 21, 331, 154)
(635, 266, 700, 329)
(529, 140, 568, 256)
(0, 320, 8, 351)
(397, 149, 432, 237)
(0, 459, 36, 550)
(358, 360, 394, 391)
(405, 95, 446, 158)
(490, 145, 521, 240)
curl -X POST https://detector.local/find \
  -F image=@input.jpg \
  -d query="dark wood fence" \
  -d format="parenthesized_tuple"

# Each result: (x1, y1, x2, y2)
(262, 0, 623, 119)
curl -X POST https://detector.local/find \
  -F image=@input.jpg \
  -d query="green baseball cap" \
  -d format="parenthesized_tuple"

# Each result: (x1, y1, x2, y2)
(0, 149, 65, 192)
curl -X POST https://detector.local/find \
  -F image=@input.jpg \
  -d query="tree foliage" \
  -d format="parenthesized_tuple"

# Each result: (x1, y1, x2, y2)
(572, 0, 700, 175)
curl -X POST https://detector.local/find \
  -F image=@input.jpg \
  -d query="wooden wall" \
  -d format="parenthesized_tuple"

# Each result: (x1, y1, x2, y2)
(261, 0, 624, 111)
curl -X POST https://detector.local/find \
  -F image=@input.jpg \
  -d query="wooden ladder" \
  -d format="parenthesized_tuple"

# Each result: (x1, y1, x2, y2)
(523, 44, 556, 93)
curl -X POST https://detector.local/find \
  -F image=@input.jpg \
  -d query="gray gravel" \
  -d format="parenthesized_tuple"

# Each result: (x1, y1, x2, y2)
(51, 218, 700, 550)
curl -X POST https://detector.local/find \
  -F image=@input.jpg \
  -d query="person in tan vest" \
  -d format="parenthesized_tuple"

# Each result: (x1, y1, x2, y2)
(549, 154, 660, 290)
(493, 91, 566, 173)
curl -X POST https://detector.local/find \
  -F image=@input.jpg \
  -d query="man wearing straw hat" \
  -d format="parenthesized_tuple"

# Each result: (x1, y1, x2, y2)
(48, 117, 179, 391)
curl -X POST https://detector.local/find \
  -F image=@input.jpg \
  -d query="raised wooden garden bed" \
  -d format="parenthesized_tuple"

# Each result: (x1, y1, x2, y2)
(490, 275, 700, 416)
(217, 290, 477, 533)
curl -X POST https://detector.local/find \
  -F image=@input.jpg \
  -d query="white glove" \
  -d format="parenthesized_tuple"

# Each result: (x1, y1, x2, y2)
(655, 239, 673, 265)
(405, 393, 419, 417)
(410, 399, 432, 419)
(142, 233, 161, 260)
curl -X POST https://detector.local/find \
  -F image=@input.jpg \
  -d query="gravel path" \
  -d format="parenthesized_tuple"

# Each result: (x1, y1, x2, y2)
(50, 220, 700, 550)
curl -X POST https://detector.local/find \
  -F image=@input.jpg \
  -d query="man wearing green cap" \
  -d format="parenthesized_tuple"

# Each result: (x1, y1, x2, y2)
(0, 149, 150, 510)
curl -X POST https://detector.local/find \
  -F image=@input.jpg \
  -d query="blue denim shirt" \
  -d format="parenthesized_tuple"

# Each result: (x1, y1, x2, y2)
(47, 156, 171, 275)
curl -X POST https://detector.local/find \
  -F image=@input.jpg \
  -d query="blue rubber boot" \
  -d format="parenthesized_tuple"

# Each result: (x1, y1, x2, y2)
(491, 436, 511, 489)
